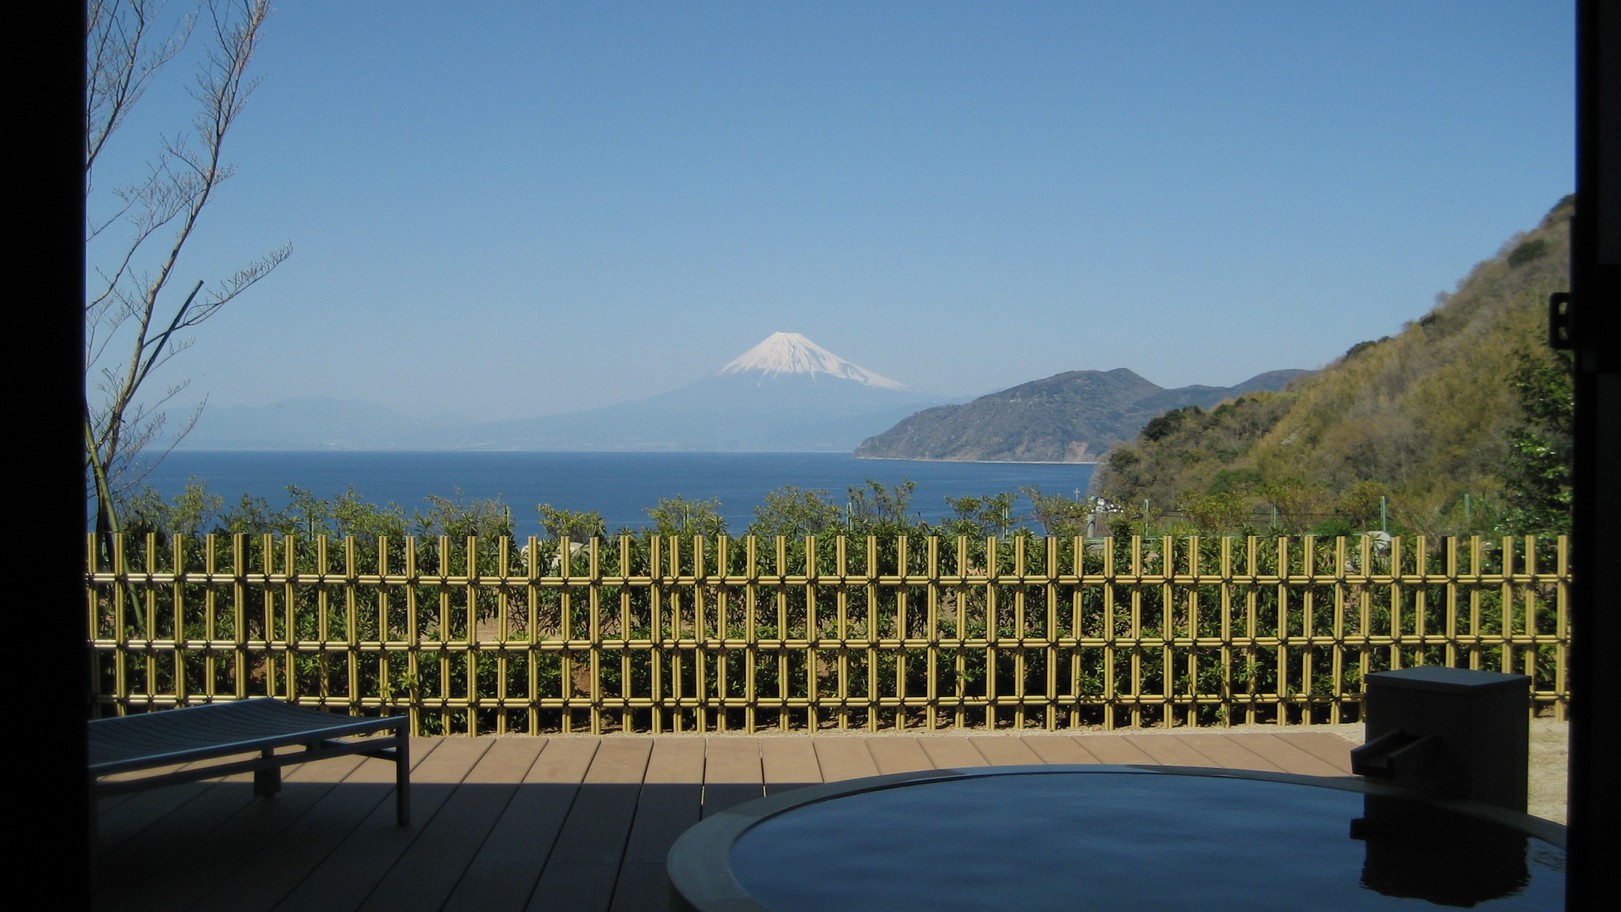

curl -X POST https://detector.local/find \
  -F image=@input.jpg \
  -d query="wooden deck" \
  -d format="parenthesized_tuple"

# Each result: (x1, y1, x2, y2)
(92, 728, 1359, 912)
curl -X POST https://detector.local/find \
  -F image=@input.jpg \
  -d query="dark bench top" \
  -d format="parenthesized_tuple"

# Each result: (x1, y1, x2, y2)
(89, 698, 406, 776)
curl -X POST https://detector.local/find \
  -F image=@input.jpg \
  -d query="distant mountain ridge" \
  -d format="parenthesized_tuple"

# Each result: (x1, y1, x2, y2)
(182, 333, 945, 451)
(182, 332, 1307, 458)
(180, 397, 478, 450)
(854, 368, 1309, 463)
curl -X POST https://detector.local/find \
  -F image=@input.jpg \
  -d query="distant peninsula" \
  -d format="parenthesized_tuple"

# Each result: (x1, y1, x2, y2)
(854, 368, 1309, 463)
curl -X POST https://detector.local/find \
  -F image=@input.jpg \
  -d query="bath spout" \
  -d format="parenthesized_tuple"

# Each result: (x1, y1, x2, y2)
(1350, 729, 1441, 780)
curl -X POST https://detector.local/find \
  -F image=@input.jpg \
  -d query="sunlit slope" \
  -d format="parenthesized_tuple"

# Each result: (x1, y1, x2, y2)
(1089, 196, 1573, 531)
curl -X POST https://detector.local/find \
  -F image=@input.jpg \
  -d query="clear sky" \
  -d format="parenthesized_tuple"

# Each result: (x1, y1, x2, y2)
(88, 1, 1576, 425)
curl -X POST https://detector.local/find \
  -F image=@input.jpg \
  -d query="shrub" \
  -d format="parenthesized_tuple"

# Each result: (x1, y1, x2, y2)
(1507, 237, 1549, 269)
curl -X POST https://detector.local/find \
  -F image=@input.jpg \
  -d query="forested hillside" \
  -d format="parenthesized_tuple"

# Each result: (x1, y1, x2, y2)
(1088, 196, 1574, 535)
(854, 368, 1307, 463)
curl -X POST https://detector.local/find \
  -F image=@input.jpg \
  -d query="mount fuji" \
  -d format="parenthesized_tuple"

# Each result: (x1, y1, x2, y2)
(463, 332, 945, 451)
(719, 332, 913, 391)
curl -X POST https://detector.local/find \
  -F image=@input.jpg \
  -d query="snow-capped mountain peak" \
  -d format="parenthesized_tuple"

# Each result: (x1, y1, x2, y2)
(718, 332, 911, 390)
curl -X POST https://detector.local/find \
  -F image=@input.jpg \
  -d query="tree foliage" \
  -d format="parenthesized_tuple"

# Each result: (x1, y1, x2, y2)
(746, 485, 844, 540)
(643, 496, 727, 538)
(942, 492, 1018, 538)
(536, 504, 607, 542)
(1497, 348, 1574, 534)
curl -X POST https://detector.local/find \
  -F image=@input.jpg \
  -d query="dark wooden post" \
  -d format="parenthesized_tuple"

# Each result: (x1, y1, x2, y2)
(1566, 2, 1621, 905)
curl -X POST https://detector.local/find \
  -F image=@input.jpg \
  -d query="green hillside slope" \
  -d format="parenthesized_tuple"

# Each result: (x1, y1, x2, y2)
(1088, 196, 1574, 535)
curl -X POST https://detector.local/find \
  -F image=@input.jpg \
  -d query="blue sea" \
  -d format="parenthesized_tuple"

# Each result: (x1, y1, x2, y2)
(134, 451, 1095, 537)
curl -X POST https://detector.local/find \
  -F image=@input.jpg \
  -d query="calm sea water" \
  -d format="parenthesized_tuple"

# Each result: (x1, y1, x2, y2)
(136, 451, 1095, 537)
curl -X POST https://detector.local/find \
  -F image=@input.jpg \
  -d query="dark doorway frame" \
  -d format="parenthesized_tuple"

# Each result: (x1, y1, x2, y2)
(47, 4, 1614, 909)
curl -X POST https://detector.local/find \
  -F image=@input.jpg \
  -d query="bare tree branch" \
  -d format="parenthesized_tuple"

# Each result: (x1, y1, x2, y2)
(84, 0, 287, 549)
(85, 0, 192, 182)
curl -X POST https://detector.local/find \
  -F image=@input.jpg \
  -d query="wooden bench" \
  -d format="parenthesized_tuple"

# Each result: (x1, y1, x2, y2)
(89, 698, 410, 827)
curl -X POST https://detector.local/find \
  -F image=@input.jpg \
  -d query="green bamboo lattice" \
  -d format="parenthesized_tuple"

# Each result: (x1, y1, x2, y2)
(85, 533, 1568, 735)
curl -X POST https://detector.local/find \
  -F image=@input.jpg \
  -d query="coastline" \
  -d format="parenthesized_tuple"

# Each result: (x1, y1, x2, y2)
(854, 455, 1100, 466)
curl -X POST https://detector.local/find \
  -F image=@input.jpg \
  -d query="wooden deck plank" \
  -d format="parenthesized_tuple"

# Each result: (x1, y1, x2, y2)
(1177, 733, 1289, 772)
(89, 727, 1470, 912)
(811, 737, 881, 781)
(356, 739, 546, 912)
(622, 740, 705, 864)
(93, 774, 214, 852)
(611, 739, 707, 911)
(915, 736, 991, 769)
(622, 783, 702, 863)
(454, 738, 598, 869)
(1227, 731, 1356, 777)
(865, 736, 935, 773)
(699, 784, 764, 816)
(92, 745, 307, 856)
(272, 737, 494, 912)
(161, 742, 440, 912)
(1069, 733, 1157, 764)
(93, 782, 243, 911)
(966, 735, 1046, 765)
(521, 738, 653, 912)
(469, 737, 551, 780)
(527, 861, 619, 912)
(356, 778, 520, 911)
(94, 756, 371, 912)
(1016, 734, 1104, 764)
(199, 756, 422, 912)
(547, 739, 653, 865)
(439, 864, 547, 912)
(643, 737, 705, 783)
(608, 862, 672, 912)
(1125, 734, 1227, 768)
(702, 737, 762, 783)
(758, 737, 821, 793)
(702, 737, 765, 817)
(442, 738, 600, 912)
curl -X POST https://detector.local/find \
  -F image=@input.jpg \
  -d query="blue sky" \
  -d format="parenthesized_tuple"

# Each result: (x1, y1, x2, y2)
(88, 1, 1576, 424)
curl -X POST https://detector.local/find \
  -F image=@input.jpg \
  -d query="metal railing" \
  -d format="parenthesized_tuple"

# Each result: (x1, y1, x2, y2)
(85, 533, 1568, 735)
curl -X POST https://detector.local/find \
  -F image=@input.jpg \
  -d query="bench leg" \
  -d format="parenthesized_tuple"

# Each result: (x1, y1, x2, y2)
(254, 748, 282, 798)
(394, 728, 411, 826)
